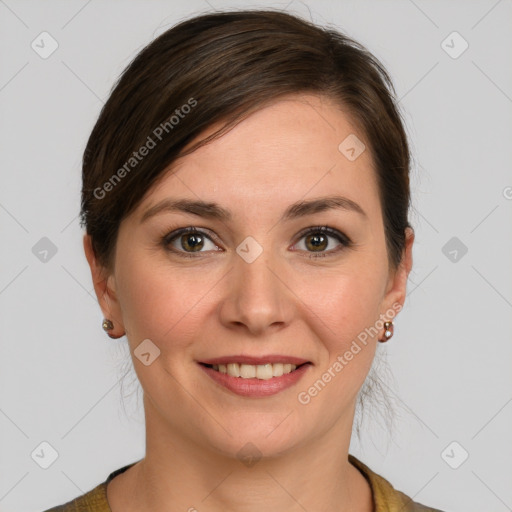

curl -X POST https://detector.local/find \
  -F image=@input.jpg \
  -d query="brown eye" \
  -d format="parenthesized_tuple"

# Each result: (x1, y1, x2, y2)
(163, 227, 221, 256)
(179, 233, 205, 252)
(293, 226, 351, 258)
(304, 232, 329, 252)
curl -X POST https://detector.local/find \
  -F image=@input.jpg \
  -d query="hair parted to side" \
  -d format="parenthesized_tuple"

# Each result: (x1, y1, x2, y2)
(81, 9, 412, 440)
(80, 9, 412, 275)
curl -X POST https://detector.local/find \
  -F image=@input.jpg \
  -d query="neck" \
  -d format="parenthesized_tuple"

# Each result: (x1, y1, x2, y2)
(108, 398, 372, 512)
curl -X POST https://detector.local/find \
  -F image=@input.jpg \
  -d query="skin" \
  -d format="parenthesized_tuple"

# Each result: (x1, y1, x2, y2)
(84, 93, 414, 512)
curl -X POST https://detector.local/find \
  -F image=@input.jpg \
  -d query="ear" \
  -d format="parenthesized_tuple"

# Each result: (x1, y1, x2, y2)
(83, 234, 125, 337)
(380, 226, 415, 322)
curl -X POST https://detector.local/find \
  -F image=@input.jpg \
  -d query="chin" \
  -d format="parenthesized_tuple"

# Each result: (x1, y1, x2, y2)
(200, 413, 308, 463)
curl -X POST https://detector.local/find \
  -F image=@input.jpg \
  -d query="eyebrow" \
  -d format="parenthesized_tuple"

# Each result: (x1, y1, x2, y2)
(140, 195, 367, 224)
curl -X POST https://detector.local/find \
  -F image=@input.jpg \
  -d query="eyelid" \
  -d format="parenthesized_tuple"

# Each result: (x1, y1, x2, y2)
(290, 226, 352, 258)
(293, 225, 351, 246)
(162, 226, 223, 253)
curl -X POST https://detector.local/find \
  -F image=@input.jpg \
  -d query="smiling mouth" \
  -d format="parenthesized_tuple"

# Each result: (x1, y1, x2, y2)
(200, 362, 309, 380)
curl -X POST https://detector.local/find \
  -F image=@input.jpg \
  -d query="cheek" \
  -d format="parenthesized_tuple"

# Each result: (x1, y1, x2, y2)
(115, 254, 195, 348)
(293, 265, 384, 397)
(293, 272, 381, 410)
(295, 265, 385, 343)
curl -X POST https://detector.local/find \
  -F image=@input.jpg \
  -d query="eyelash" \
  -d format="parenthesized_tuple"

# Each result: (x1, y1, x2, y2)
(161, 226, 352, 259)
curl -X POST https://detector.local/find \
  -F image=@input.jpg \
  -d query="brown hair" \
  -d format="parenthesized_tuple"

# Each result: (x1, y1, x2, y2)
(80, 9, 412, 272)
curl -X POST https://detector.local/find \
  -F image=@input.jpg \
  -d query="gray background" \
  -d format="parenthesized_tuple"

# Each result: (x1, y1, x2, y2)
(1, 1, 511, 511)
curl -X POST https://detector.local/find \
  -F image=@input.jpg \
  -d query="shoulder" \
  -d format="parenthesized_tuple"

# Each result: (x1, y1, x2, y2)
(40, 482, 108, 512)
(40, 461, 139, 512)
(349, 455, 447, 512)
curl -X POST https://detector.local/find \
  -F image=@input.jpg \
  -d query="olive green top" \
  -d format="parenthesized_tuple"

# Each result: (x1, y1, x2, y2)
(42, 455, 444, 511)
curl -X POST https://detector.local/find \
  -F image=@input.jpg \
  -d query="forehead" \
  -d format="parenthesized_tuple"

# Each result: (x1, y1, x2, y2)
(135, 93, 380, 222)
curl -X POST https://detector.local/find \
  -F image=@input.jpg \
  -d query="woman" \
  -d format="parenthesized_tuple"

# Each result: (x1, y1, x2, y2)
(44, 9, 444, 512)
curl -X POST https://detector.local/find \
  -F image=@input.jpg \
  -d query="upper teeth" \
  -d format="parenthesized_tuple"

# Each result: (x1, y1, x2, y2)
(212, 363, 298, 380)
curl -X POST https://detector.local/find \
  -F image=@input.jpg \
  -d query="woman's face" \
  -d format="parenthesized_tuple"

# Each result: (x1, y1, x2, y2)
(86, 93, 413, 459)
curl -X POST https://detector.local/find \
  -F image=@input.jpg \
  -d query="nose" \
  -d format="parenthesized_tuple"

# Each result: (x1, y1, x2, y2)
(218, 247, 294, 336)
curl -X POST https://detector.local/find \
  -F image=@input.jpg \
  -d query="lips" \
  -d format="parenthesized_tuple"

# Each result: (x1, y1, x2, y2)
(197, 354, 311, 397)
